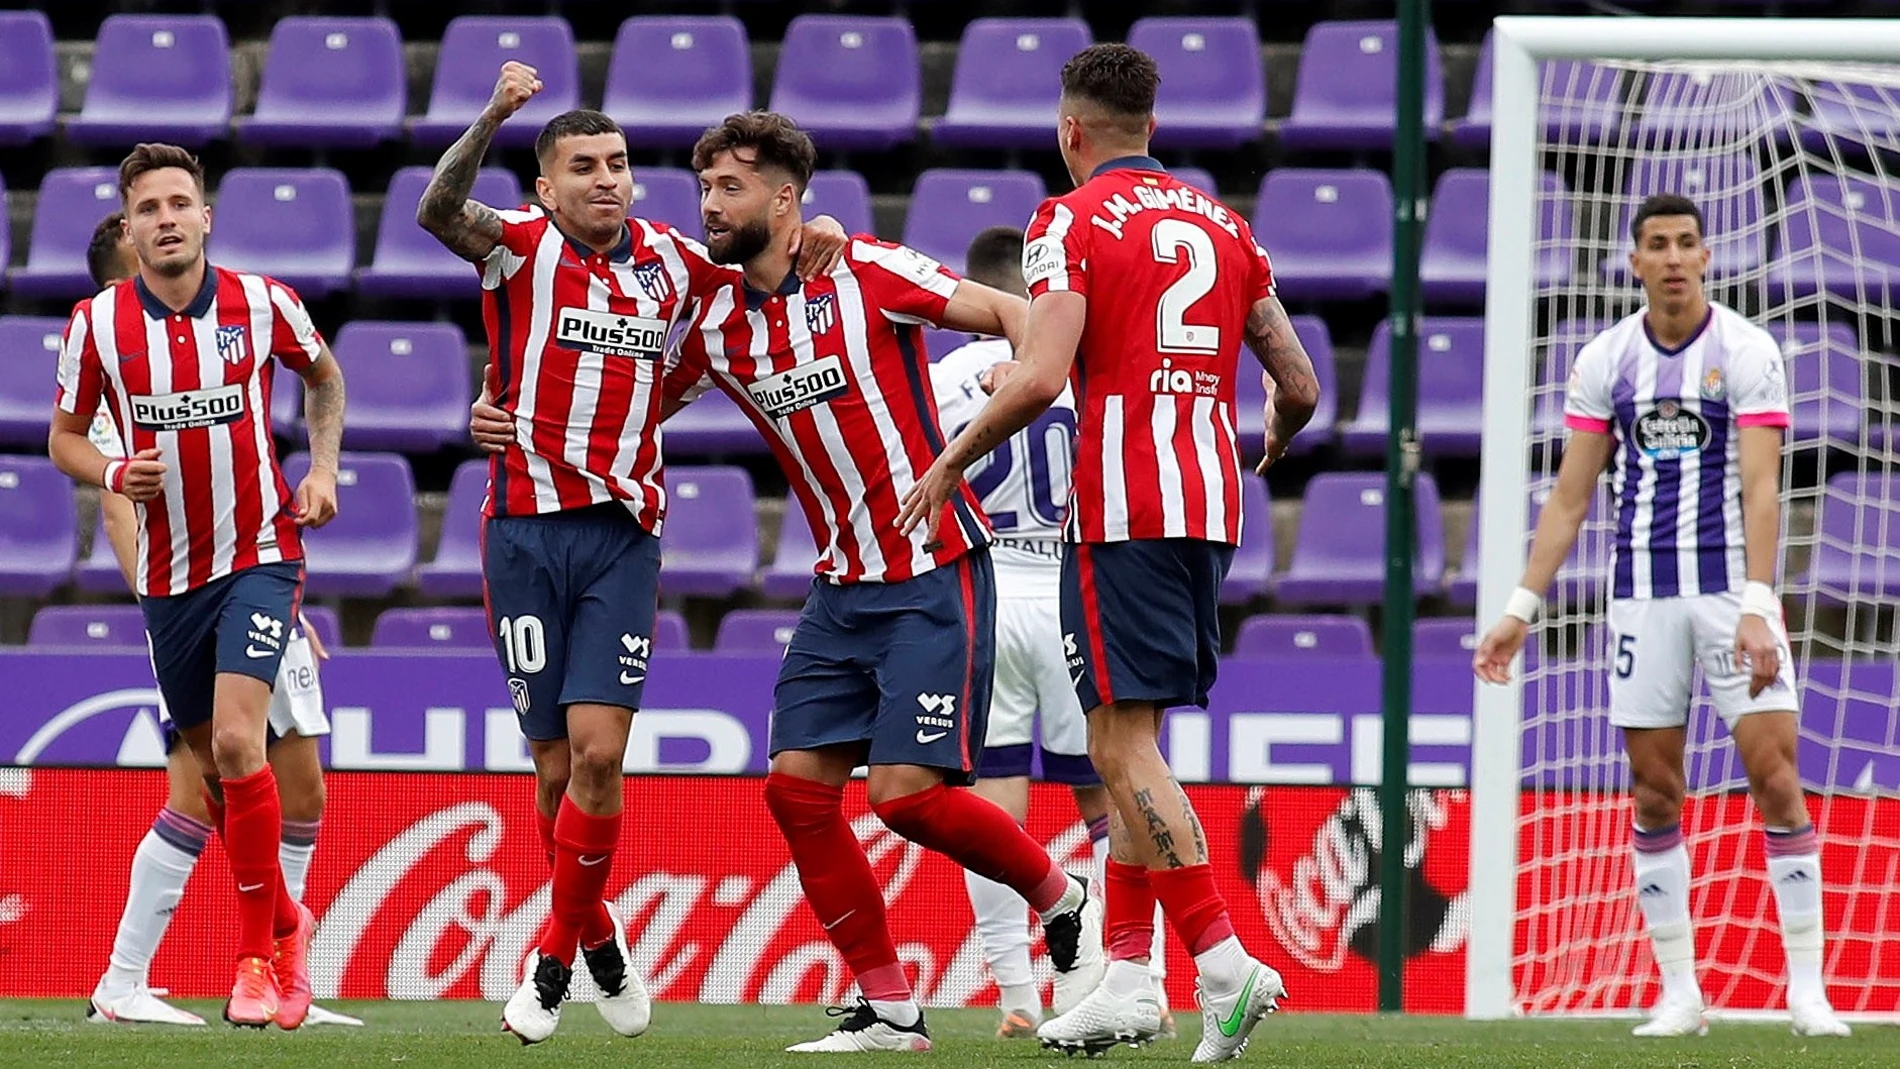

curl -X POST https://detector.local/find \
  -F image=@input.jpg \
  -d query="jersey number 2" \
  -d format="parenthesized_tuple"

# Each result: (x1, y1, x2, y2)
(1151, 219, 1221, 356)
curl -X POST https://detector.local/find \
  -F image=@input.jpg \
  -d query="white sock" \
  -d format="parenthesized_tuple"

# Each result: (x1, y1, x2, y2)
(1150, 903, 1168, 979)
(998, 982, 1041, 1019)
(1632, 826, 1700, 1005)
(965, 869, 1036, 990)
(1104, 958, 1153, 999)
(279, 818, 320, 904)
(868, 998, 920, 1027)
(100, 812, 207, 995)
(1041, 873, 1085, 920)
(1765, 825, 1826, 1005)
(1087, 817, 1109, 889)
(1191, 935, 1253, 994)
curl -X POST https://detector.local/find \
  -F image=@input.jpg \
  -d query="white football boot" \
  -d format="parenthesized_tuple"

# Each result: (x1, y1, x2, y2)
(1191, 960, 1285, 1063)
(1631, 993, 1709, 1038)
(1037, 962, 1162, 1055)
(87, 985, 206, 1026)
(786, 1000, 932, 1053)
(1043, 875, 1106, 1016)
(580, 903, 652, 1037)
(501, 951, 570, 1044)
(303, 1003, 366, 1027)
(1789, 996, 1852, 1037)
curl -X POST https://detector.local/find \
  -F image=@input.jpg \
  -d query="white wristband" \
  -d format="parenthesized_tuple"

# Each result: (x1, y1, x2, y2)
(1503, 586, 1542, 624)
(101, 459, 127, 494)
(1739, 580, 1779, 620)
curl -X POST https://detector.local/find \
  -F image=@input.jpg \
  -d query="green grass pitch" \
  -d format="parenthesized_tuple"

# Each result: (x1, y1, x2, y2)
(0, 1001, 1889, 1068)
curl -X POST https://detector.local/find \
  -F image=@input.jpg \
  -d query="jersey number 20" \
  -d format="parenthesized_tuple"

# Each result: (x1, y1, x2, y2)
(1151, 218, 1221, 356)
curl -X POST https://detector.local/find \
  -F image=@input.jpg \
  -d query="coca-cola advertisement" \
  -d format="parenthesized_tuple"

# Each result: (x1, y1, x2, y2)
(0, 769, 1471, 1012)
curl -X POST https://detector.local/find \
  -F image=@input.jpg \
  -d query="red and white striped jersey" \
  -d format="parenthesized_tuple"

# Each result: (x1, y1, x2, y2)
(55, 268, 323, 596)
(665, 237, 991, 585)
(479, 207, 722, 531)
(1023, 157, 1275, 546)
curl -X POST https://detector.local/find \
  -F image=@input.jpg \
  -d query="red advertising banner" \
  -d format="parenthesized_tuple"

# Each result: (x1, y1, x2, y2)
(0, 771, 1469, 1012)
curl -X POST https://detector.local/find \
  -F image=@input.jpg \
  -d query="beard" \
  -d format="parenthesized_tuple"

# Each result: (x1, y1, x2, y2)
(142, 241, 198, 277)
(707, 216, 773, 265)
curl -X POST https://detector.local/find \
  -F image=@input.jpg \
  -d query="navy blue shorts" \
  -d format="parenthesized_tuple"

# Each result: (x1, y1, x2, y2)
(772, 548, 995, 785)
(1061, 539, 1234, 711)
(482, 503, 661, 741)
(140, 561, 305, 733)
(977, 743, 1102, 786)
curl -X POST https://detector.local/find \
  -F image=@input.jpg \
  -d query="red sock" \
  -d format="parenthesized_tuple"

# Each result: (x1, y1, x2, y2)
(536, 808, 558, 871)
(1149, 864, 1235, 955)
(539, 797, 621, 964)
(219, 767, 300, 960)
(763, 773, 909, 1001)
(1105, 859, 1156, 961)
(873, 784, 1068, 914)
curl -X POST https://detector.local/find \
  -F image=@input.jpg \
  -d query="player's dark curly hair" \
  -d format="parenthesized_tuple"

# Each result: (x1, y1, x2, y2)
(535, 109, 625, 170)
(1060, 44, 1160, 135)
(87, 212, 129, 289)
(1631, 193, 1704, 243)
(118, 142, 205, 204)
(692, 111, 817, 194)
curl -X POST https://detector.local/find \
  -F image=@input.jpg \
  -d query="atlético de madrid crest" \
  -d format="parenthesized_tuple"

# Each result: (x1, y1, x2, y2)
(215, 324, 249, 365)
(805, 293, 836, 335)
(630, 261, 672, 303)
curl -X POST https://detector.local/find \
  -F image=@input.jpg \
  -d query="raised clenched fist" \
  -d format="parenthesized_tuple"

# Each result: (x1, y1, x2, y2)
(487, 61, 543, 120)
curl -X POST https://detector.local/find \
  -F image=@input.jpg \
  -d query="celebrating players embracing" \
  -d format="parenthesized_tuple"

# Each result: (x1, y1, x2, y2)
(1474, 194, 1851, 1039)
(904, 45, 1320, 1061)
(50, 144, 347, 1030)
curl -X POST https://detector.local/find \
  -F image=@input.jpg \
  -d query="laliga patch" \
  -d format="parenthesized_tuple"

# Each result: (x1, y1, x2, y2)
(130, 384, 246, 432)
(554, 307, 668, 360)
(747, 354, 849, 419)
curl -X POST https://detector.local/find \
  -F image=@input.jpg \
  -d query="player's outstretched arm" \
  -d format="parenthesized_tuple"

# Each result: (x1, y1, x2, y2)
(417, 61, 540, 262)
(294, 344, 346, 528)
(1244, 295, 1321, 472)
(1473, 428, 1614, 683)
(1734, 425, 1786, 697)
(937, 279, 1030, 348)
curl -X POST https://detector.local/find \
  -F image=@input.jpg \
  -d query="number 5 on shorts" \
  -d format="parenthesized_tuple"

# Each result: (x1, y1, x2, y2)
(1614, 633, 1635, 679)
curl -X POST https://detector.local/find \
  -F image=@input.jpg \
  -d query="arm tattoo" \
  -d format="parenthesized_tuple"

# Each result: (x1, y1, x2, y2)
(303, 353, 346, 474)
(1133, 787, 1185, 869)
(1245, 296, 1321, 438)
(416, 111, 506, 262)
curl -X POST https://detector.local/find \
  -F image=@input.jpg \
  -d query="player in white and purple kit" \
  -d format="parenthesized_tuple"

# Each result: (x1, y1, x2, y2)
(1475, 194, 1850, 1039)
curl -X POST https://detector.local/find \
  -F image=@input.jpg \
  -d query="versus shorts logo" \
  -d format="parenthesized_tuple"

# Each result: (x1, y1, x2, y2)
(1635, 400, 1711, 460)
(747, 354, 849, 419)
(215, 324, 249, 365)
(554, 307, 668, 360)
(129, 384, 245, 432)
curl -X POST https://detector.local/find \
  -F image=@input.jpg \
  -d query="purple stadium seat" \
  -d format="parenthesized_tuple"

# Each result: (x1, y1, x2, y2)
(1604, 151, 1765, 282)
(1343, 317, 1486, 458)
(67, 15, 232, 146)
(0, 316, 66, 446)
(1279, 21, 1443, 151)
(417, 460, 488, 598)
(654, 609, 689, 652)
(668, 389, 770, 456)
(1235, 315, 1337, 456)
(661, 466, 758, 598)
(1222, 476, 1274, 603)
(925, 329, 976, 361)
(239, 17, 404, 148)
(1530, 318, 1608, 441)
(1171, 167, 1219, 198)
(211, 168, 355, 298)
(410, 17, 579, 149)
(0, 456, 76, 596)
(280, 452, 418, 598)
(770, 16, 920, 152)
(934, 18, 1092, 148)
(1453, 33, 1625, 149)
(1801, 80, 1900, 153)
(902, 170, 1047, 274)
(298, 606, 341, 650)
(715, 609, 803, 653)
(1274, 472, 1445, 607)
(0, 11, 55, 145)
(1413, 618, 1478, 661)
(76, 511, 127, 593)
(1253, 170, 1393, 301)
(762, 516, 820, 599)
(1231, 614, 1374, 659)
(29, 605, 146, 647)
(1420, 169, 1574, 306)
(1633, 70, 1793, 146)
(1769, 174, 1900, 303)
(802, 171, 875, 239)
(1447, 485, 1611, 609)
(631, 168, 704, 237)
(331, 322, 472, 452)
(371, 607, 492, 649)
(607, 16, 751, 149)
(1130, 18, 1264, 149)
(1776, 322, 1863, 447)
(9, 168, 122, 299)
(1797, 473, 1900, 604)
(357, 166, 522, 300)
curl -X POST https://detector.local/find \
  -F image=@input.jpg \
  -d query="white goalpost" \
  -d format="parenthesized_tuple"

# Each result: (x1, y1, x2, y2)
(1470, 16, 1900, 1022)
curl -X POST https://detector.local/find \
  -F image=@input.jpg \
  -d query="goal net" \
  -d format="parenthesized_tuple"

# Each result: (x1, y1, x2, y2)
(1469, 17, 1900, 1021)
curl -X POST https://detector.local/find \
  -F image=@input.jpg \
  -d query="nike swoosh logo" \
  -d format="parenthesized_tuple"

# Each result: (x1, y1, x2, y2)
(1216, 969, 1260, 1038)
(1070, 671, 1084, 687)
(244, 646, 273, 659)
(822, 909, 856, 930)
(578, 855, 609, 867)
(915, 729, 947, 744)
(619, 672, 645, 685)
(237, 882, 265, 893)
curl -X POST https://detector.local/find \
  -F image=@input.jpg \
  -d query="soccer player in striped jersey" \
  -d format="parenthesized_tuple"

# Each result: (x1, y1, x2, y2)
(78, 213, 358, 1030)
(50, 143, 346, 1030)
(1475, 194, 1850, 1039)
(418, 65, 844, 1045)
(663, 111, 1104, 1053)
(903, 45, 1320, 1061)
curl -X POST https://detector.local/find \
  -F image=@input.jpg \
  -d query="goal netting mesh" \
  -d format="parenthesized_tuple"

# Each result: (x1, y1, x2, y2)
(1512, 58, 1900, 1017)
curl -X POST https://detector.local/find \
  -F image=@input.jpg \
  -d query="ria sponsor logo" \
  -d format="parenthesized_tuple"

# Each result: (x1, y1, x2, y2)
(554, 308, 668, 360)
(130, 384, 245, 431)
(1149, 358, 1221, 397)
(747, 355, 849, 419)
